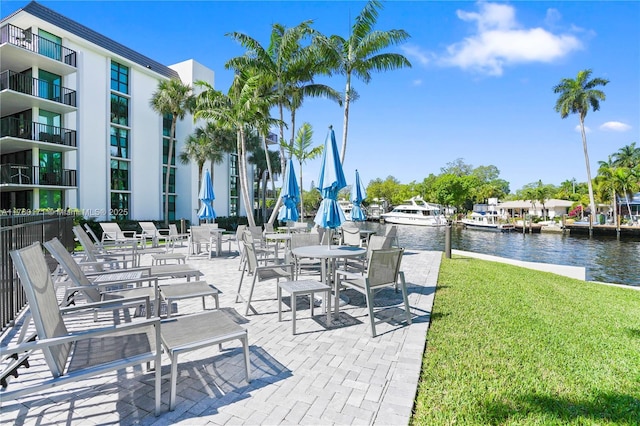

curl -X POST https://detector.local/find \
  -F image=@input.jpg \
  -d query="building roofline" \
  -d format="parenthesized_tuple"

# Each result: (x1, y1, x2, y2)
(5, 1, 180, 80)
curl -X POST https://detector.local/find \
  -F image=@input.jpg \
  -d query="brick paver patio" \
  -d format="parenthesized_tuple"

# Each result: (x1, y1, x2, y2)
(1, 242, 441, 425)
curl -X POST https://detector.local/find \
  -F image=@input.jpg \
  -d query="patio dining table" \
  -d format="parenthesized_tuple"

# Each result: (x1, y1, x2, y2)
(291, 245, 366, 315)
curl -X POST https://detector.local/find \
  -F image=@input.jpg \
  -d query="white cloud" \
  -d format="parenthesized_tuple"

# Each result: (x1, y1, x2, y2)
(600, 121, 631, 132)
(412, 79, 423, 86)
(575, 124, 591, 133)
(400, 44, 431, 65)
(438, 2, 583, 76)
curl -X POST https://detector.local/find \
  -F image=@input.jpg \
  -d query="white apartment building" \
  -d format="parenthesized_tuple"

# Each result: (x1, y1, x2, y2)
(1, 1, 252, 223)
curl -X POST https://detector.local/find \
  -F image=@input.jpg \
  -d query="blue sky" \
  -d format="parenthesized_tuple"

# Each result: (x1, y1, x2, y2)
(4, 1, 639, 194)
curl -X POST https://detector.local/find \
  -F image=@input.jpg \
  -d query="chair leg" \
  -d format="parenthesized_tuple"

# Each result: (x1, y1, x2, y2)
(236, 270, 246, 303)
(244, 276, 258, 316)
(169, 352, 179, 411)
(277, 285, 283, 322)
(399, 272, 412, 325)
(364, 287, 377, 337)
(242, 332, 251, 383)
(154, 327, 162, 416)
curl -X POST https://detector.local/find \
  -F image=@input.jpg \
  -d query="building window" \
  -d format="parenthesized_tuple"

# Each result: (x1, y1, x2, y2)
(110, 159, 129, 191)
(111, 192, 129, 220)
(162, 119, 176, 218)
(110, 61, 129, 94)
(163, 195, 176, 221)
(162, 166, 176, 194)
(162, 138, 176, 166)
(110, 126, 129, 158)
(38, 29, 61, 61)
(110, 94, 128, 126)
(38, 70, 61, 102)
(40, 189, 62, 209)
(163, 113, 172, 137)
(229, 153, 238, 217)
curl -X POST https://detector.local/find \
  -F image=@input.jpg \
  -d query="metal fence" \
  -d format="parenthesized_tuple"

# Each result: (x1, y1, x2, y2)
(0, 213, 74, 332)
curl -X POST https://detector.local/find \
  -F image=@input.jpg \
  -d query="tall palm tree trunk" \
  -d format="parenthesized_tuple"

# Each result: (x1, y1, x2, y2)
(580, 117, 597, 221)
(612, 189, 618, 230)
(238, 129, 256, 228)
(299, 159, 304, 221)
(340, 73, 351, 165)
(267, 104, 289, 225)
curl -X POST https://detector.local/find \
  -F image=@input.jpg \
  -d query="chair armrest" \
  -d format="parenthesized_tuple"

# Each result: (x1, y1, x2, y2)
(0, 317, 161, 358)
(60, 294, 152, 314)
(256, 263, 294, 274)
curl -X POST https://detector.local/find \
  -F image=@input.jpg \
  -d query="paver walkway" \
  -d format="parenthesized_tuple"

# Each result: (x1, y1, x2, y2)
(1, 244, 441, 425)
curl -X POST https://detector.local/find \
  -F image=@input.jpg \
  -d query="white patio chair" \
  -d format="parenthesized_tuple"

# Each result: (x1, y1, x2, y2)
(138, 221, 170, 248)
(45, 237, 215, 318)
(236, 231, 294, 316)
(187, 226, 217, 259)
(99, 222, 142, 249)
(336, 247, 411, 337)
(5, 242, 163, 414)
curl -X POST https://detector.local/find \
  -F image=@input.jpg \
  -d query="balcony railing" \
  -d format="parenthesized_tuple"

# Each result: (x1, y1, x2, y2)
(0, 117, 77, 147)
(0, 24, 77, 67)
(0, 70, 77, 107)
(0, 164, 77, 187)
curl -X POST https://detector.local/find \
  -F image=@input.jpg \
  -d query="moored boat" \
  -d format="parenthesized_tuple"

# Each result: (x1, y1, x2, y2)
(338, 199, 352, 221)
(381, 196, 447, 226)
(461, 212, 514, 232)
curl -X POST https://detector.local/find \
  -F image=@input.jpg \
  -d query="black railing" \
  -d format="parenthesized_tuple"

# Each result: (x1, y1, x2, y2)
(0, 164, 77, 187)
(0, 213, 74, 331)
(0, 70, 77, 107)
(0, 23, 77, 67)
(0, 117, 77, 147)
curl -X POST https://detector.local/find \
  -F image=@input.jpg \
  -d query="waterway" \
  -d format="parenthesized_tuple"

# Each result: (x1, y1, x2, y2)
(355, 222, 640, 286)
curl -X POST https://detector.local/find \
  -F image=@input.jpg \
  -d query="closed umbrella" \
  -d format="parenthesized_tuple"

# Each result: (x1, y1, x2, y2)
(278, 158, 300, 223)
(197, 168, 216, 222)
(350, 169, 367, 221)
(314, 126, 347, 243)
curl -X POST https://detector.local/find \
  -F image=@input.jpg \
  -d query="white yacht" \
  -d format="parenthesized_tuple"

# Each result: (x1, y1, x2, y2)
(381, 197, 447, 226)
(338, 199, 352, 221)
(461, 212, 515, 232)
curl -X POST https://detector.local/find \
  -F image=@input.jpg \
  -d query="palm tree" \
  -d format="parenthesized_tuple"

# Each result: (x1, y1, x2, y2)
(317, 0, 411, 164)
(246, 132, 282, 221)
(179, 123, 236, 186)
(596, 157, 619, 228)
(150, 79, 194, 225)
(613, 167, 639, 223)
(192, 74, 279, 228)
(613, 142, 640, 169)
(553, 69, 609, 222)
(226, 22, 341, 225)
(225, 21, 314, 179)
(283, 123, 324, 220)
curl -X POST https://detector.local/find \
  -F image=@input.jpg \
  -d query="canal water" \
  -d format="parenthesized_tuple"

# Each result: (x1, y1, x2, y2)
(355, 222, 640, 286)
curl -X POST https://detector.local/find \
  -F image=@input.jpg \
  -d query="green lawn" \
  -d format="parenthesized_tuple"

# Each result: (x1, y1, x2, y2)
(412, 255, 640, 425)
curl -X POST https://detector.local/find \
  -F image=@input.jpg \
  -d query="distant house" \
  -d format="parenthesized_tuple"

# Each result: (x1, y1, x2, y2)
(617, 192, 640, 218)
(497, 199, 574, 219)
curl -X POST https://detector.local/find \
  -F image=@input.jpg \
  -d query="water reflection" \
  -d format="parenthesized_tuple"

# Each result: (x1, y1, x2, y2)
(354, 222, 640, 286)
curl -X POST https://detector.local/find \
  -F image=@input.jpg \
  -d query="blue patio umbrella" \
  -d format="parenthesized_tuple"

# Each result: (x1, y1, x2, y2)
(350, 169, 367, 221)
(197, 168, 216, 222)
(314, 126, 347, 230)
(278, 158, 300, 222)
